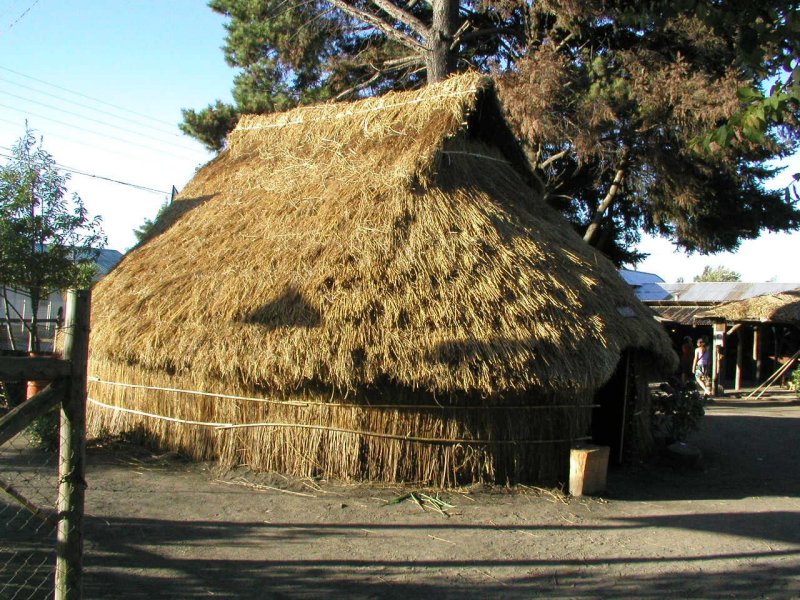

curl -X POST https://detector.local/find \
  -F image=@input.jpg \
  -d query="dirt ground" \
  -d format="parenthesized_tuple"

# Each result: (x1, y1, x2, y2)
(5, 389, 800, 599)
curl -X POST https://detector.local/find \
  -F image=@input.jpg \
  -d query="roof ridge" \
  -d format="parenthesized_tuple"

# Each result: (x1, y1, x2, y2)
(232, 72, 490, 132)
(235, 87, 483, 132)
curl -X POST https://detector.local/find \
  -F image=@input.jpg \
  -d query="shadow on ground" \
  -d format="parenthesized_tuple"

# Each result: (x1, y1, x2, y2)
(82, 513, 800, 599)
(608, 408, 800, 501)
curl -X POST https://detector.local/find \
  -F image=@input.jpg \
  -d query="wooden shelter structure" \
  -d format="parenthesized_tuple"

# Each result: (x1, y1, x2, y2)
(87, 74, 675, 485)
(696, 290, 800, 391)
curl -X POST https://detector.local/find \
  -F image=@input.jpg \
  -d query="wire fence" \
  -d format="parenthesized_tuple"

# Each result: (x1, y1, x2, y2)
(0, 383, 61, 600)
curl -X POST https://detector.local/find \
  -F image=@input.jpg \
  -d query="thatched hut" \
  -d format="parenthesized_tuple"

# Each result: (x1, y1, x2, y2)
(87, 74, 675, 485)
(697, 290, 800, 325)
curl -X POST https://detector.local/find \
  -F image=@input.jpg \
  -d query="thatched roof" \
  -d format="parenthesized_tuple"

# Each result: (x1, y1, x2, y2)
(91, 73, 674, 397)
(696, 290, 800, 325)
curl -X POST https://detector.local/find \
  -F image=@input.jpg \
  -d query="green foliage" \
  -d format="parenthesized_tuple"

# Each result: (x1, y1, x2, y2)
(650, 382, 706, 443)
(790, 366, 800, 396)
(133, 200, 171, 243)
(28, 408, 59, 452)
(693, 265, 742, 282)
(180, 101, 240, 152)
(0, 126, 106, 351)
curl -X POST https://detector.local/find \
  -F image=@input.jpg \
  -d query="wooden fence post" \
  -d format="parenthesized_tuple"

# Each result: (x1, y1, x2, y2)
(55, 289, 90, 600)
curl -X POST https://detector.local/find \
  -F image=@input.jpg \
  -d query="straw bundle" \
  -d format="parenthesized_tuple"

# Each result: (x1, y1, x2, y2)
(87, 73, 675, 485)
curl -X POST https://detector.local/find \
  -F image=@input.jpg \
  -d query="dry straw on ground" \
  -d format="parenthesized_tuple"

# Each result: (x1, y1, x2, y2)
(88, 73, 675, 485)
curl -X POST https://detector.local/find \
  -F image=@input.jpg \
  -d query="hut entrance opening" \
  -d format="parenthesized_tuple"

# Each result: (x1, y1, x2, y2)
(592, 350, 644, 465)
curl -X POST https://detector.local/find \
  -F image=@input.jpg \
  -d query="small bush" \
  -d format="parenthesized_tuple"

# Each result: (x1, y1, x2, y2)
(650, 382, 706, 443)
(790, 367, 800, 396)
(28, 409, 60, 452)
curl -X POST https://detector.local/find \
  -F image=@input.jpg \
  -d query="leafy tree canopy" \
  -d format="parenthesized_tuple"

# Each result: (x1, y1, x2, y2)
(181, 0, 800, 262)
(0, 126, 106, 351)
(693, 265, 742, 282)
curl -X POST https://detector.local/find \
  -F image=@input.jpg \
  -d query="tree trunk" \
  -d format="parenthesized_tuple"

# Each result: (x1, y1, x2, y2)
(426, 0, 459, 83)
(28, 288, 40, 354)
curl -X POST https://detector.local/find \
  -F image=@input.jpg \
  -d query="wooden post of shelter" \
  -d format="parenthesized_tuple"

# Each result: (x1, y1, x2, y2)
(712, 322, 726, 396)
(735, 327, 744, 391)
(753, 326, 762, 383)
(55, 289, 90, 600)
(773, 326, 781, 385)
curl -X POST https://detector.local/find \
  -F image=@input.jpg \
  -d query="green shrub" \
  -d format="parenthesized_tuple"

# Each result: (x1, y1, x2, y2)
(790, 367, 800, 396)
(28, 409, 60, 452)
(650, 382, 706, 443)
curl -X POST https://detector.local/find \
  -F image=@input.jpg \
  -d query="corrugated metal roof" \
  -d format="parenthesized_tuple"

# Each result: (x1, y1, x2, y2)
(658, 282, 800, 302)
(633, 282, 674, 302)
(632, 281, 800, 303)
(619, 269, 665, 286)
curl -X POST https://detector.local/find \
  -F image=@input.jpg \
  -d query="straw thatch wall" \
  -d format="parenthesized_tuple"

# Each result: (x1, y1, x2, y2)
(87, 73, 676, 485)
(697, 290, 800, 325)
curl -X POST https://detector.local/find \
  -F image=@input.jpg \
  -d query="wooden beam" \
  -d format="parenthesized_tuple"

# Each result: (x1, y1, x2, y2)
(727, 323, 742, 336)
(0, 382, 65, 447)
(0, 356, 71, 380)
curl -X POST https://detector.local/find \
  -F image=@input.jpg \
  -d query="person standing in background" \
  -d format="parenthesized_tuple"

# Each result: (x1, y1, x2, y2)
(693, 337, 711, 395)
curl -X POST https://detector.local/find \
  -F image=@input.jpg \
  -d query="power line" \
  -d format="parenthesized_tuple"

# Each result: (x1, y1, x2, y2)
(0, 115, 203, 164)
(2, 0, 40, 34)
(0, 88, 206, 154)
(0, 64, 181, 128)
(0, 148, 171, 195)
(0, 115, 162, 161)
(0, 75, 200, 143)
(0, 0, 26, 21)
(63, 167, 170, 195)
(0, 101, 206, 161)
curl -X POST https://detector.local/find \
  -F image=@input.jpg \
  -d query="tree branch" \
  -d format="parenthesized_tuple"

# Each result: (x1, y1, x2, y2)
(333, 55, 423, 101)
(538, 149, 569, 170)
(583, 154, 628, 246)
(325, 0, 427, 52)
(371, 0, 430, 38)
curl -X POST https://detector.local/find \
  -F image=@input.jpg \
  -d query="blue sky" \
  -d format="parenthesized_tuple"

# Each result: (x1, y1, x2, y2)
(1, 0, 798, 282)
